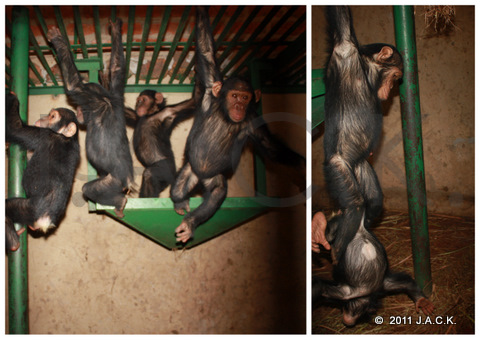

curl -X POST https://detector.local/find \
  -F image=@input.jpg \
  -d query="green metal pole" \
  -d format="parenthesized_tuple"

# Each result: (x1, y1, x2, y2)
(8, 6, 30, 334)
(393, 6, 432, 296)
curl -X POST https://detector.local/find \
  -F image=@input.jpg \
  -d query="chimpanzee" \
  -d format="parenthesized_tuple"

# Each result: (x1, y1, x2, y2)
(312, 6, 434, 325)
(5, 93, 80, 251)
(312, 211, 434, 325)
(47, 20, 133, 218)
(124, 90, 195, 197)
(170, 6, 306, 243)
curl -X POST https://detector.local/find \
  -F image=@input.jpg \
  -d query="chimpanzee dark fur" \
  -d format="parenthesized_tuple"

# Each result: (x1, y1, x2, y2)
(170, 6, 305, 243)
(48, 20, 133, 217)
(313, 6, 433, 325)
(124, 90, 195, 197)
(5, 93, 80, 251)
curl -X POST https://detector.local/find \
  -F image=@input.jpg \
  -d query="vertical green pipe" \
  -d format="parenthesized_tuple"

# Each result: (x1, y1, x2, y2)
(8, 6, 30, 334)
(393, 6, 432, 295)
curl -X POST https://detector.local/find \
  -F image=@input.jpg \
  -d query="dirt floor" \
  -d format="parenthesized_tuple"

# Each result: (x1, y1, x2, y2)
(312, 211, 474, 334)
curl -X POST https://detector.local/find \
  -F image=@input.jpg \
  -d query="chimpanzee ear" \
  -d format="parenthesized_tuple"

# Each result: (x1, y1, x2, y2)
(61, 122, 77, 138)
(212, 81, 223, 98)
(377, 46, 393, 62)
(254, 89, 262, 103)
(155, 92, 164, 105)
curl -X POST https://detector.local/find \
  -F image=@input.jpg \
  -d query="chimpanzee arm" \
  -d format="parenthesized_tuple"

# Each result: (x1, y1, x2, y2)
(47, 28, 85, 97)
(170, 97, 196, 126)
(108, 19, 126, 97)
(6, 94, 52, 150)
(249, 120, 305, 168)
(195, 6, 222, 113)
(124, 106, 138, 126)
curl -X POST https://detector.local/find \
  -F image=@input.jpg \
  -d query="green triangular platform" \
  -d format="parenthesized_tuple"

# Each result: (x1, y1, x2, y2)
(95, 197, 268, 250)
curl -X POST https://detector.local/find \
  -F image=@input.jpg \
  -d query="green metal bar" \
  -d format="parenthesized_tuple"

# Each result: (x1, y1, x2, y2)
(222, 7, 280, 76)
(32, 6, 49, 38)
(393, 5, 432, 296)
(275, 31, 306, 70)
(180, 6, 232, 84)
(28, 27, 58, 86)
(7, 45, 39, 86)
(110, 5, 117, 22)
(214, 6, 244, 54)
(217, 7, 262, 65)
(135, 6, 153, 84)
(168, 27, 195, 84)
(261, 9, 305, 59)
(53, 6, 71, 51)
(8, 6, 30, 334)
(146, 6, 172, 83)
(158, 6, 192, 84)
(28, 84, 196, 96)
(125, 6, 136, 84)
(231, 7, 296, 78)
(73, 6, 89, 59)
(312, 69, 325, 129)
(92, 7, 104, 67)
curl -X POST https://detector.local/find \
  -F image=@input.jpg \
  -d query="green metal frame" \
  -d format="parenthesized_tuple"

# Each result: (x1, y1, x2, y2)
(5, 5, 306, 95)
(311, 68, 325, 129)
(393, 5, 432, 295)
(8, 6, 30, 335)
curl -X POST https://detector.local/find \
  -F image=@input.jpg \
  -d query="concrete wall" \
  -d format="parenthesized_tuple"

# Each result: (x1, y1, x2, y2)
(6, 92, 306, 334)
(312, 6, 474, 217)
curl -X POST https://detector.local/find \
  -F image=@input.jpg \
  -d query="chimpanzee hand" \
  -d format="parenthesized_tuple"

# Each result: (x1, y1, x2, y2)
(415, 297, 435, 315)
(47, 27, 62, 42)
(109, 18, 122, 34)
(175, 221, 193, 243)
(312, 211, 330, 252)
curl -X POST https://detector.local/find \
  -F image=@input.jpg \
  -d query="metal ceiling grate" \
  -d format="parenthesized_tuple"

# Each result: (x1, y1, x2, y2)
(5, 5, 306, 95)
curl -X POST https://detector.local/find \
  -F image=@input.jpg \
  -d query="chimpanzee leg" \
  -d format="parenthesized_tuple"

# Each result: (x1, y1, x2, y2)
(175, 174, 227, 243)
(170, 162, 199, 215)
(5, 198, 33, 251)
(354, 160, 383, 228)
(312, 277, 372, 301)
(140, 159, 176, 198)
(383, 272, 435, 315)
(82, 174, 127, 217)
(324, 154, 365, 256)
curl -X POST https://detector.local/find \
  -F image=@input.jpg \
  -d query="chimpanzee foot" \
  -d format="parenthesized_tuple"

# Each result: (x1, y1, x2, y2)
(175, 222, 193, 243)
(114, 197, 128, 218)
(6, 227, 25, 252)
(416, 297, 435, 315)
(174, 200, 190, 216)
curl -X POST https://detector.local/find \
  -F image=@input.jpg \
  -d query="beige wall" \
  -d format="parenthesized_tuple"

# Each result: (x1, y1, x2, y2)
(312, 6, 474, 217)
(6, 92, 306, 334)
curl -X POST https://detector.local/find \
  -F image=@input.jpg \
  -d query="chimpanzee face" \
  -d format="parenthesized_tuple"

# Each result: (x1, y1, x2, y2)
(35, 108, 77, 138)
(35, 109, 63, 129)
(225, 88, 253, 123)
(212, 79, 259, 123)
(135, 91, 165, 117)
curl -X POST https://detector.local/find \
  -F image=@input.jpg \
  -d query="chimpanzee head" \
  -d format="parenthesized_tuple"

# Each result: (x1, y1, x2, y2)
(212, 77, 261, 123)
(361, 43, 403, 101)
(35, 108, 79, 138)
(135, 89, 166, 117)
